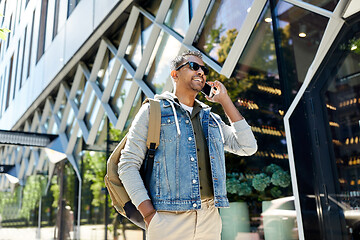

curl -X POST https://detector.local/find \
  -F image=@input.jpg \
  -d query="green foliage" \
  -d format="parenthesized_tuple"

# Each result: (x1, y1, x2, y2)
(252, 173, 271, 192)
(218, 28, 238, 64)
(252, 164, 291, 200)
(271, 170, 291, 188)
(83, 151, 106, 207)
(50, 176, 60, 208)
(204, 24, 224, 53)
(109, 122, 126, 141)
(20, 175, 47, 220)
(226, 164, 291, 202)
(0, 188, 20, 215)
(265, 163, 283, 175)
(64, 163, 76, 207)
(200, 27, 254, 119)
(340, 37, 360, 55)
(226, 173, 253, 202)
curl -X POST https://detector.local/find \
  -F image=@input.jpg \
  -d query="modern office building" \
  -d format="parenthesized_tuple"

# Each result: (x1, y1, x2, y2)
(0, 0, 359, 239)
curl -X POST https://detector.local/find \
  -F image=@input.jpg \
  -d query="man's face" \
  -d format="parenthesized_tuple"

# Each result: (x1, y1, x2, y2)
(174, 55, 207, 93)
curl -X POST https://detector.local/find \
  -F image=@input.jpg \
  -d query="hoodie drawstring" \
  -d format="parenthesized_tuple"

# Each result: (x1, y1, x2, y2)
(166, 100, 181, 135)
(210, 113, 224, 143)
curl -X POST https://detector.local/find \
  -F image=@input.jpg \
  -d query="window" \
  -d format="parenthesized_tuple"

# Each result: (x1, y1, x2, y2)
(18, 0, 22, 24)
(27, 10, 35, 78)
(193, 0, 254, 65)
(13, 40, 20, 99)
(6, 14, 12, 49)
(5, 55, 13, 109)
(12, 0, 19, 35)
(19, 26, 27, 89)
(199, 3, 295, 239)
(1, 0, 6, 27)
(36, 0, 48, 62)
(274, 0, 329, 104)
(145, 32, 182, 94)
(1, 68, 6, 115)
(164, 0, 200, 37)
(52, 0, 60, 39)
(290, 22, 360, 239)
(322, 31, 360, 240)
(124, 15, 153, 69)
(67, 0, 80, 18)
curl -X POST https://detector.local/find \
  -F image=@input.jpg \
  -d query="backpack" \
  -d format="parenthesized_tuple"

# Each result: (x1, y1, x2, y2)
(104, 98, 161, 229)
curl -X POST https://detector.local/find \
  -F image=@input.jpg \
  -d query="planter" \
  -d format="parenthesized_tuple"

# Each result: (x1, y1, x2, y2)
(262, 199, 297, 240)
(220, 202, 250, 240)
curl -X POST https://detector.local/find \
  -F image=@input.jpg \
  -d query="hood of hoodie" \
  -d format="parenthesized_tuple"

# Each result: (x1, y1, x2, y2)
(152, 91, 224, 142)
(154, 91, 210, 109)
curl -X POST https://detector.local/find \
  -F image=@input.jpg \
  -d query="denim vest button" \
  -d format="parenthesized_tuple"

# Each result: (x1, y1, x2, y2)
(185, 120, 190, 124)
(188, 137, 192, 141)
(167, 119, 171, 123)
(192, 179, 197, 184)
(193, 203, 197, 208)
(190, 157, 195, 161)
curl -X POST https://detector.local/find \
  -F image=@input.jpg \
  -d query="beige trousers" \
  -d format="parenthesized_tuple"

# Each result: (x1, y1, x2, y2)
(146, 199, 222, 240)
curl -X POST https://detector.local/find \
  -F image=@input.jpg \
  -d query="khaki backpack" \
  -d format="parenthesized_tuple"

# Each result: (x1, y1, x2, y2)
(104, 98, 161, 229)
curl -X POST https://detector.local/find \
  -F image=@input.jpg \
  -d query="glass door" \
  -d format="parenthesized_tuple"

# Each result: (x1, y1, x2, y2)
(322, 31, 360, 239)
(304, 25, 360, 239)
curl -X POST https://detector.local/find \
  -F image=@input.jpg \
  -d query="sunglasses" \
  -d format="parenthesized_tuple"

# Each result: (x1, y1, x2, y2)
(176, 61, 209, 75)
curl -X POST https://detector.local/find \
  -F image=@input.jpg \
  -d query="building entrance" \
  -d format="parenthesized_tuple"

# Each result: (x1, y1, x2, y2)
(292, 17, 360, 240)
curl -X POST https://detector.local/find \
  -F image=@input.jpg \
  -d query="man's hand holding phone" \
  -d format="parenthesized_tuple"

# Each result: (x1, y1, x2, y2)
(201, 81, 225, 102)
(201, 82, 216, 98)
(201, 81, 231, 104)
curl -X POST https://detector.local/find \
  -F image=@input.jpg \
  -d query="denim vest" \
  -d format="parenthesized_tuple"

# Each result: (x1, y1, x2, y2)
(148, 99, 229, 211)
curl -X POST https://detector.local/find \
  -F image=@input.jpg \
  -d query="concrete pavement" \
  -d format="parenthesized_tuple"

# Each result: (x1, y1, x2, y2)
(0, 225, 144, 240)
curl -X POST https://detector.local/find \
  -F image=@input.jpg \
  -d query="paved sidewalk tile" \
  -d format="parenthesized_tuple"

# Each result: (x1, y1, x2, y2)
(0, 225, 144, 240)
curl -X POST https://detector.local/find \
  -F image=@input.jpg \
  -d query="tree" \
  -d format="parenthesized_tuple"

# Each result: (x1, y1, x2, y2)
(20, 175, 47, 220)
(0, 14, 11, 40)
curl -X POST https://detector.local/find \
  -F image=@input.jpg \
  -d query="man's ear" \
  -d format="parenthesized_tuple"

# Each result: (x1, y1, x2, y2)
(171, 70, 178, 80)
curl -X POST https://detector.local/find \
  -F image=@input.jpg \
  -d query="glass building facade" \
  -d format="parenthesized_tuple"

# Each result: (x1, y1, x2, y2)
(0, 0, 359, 239)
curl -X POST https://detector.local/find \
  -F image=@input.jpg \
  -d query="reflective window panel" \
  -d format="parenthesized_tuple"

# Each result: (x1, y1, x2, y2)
(301, 0, 339, 12)
(84, 89, 101, 130)
(74, 74, 86, 108)
(275, 0, 329, 102)
(96, 51, 115, 92)
(123, 89, 142, 131)
(164, 0, 200, 36)
(194, 0, 254, 65)
(56, 93, 67, 121)
(142, 0, 162, 18)
(198, 3, 296, 239)
(65, 107, 76, 138)
(125, 15, 153, 69)
(324, 32, 360, 239)
(109, 68, 133, 118)
(145, 31, 182, 94)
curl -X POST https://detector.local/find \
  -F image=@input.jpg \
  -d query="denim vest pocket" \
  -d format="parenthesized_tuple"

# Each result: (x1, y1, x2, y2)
(160, 115, 180, 142)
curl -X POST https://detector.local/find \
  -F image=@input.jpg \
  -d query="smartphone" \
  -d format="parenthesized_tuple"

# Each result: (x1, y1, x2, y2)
(201, 82, 215, 98)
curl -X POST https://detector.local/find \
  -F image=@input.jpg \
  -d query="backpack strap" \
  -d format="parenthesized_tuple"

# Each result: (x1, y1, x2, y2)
(141, 98, 161, 188)
(105, 98, 161, 229)
(146, 98, 161, 151)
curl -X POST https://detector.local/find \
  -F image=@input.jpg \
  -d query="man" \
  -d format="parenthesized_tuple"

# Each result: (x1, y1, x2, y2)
(118, 50, 257, 239)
